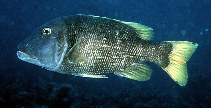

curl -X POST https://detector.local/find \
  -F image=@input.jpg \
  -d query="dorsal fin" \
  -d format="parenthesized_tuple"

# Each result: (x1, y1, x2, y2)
(122, 21, 153, 40)
(78, 14, 153, 40)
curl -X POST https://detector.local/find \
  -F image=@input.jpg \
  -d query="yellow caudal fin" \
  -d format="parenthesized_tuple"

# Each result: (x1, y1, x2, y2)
(162, 41, 198, 86)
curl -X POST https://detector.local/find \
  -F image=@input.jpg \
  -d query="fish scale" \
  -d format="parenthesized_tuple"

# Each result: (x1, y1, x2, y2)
(61, 16, 162, 75)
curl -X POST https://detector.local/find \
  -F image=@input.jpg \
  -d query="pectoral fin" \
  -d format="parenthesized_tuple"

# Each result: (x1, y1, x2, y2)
(114, 63, 152, 81)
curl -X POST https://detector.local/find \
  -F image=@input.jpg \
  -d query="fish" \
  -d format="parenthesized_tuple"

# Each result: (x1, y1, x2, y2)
(17, 14, 198, 86)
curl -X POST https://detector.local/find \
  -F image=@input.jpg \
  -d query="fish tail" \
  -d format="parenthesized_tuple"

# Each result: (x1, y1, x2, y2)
(161, 41, 198, 86)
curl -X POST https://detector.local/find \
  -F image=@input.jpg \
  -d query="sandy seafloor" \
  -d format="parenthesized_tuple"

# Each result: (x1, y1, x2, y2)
(0, 0, 211, 107)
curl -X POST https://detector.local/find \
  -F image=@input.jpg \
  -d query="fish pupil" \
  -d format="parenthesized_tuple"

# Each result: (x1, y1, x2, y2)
(44, 30, 48, 33)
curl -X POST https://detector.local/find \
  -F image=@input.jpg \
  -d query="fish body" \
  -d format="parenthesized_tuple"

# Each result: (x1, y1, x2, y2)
(17, 15, 198, 86)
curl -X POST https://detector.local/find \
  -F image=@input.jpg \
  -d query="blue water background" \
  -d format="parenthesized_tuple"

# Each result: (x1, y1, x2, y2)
(0, 0, 210, 107)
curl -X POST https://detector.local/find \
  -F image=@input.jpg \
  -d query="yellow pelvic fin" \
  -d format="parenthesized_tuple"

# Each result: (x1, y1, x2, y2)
(162, 41, 198, 86)
(122, 21, 153, 40)
(72, 74, 108, 78)
(114, 63, 152, 81)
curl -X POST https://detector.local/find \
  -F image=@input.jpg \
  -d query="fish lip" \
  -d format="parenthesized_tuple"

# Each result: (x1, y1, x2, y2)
(17, 51, 36, 60)
(17, 51, 42, 66)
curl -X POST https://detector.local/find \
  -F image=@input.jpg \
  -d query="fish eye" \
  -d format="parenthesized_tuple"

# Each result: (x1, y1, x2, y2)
(42, 28, 52, 35)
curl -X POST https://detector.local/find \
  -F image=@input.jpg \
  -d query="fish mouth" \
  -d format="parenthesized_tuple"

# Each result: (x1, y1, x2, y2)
(17, 51, 42, 67)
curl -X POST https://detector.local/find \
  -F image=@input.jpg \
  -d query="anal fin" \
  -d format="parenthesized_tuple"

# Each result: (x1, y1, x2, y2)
(114, 63, 152, 81)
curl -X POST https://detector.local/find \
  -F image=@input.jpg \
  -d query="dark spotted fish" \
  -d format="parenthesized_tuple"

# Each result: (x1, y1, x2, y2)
(17, 14, 198, 86)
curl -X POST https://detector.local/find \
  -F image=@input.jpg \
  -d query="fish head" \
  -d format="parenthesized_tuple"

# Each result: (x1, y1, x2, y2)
(17, 17, 68, 71)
